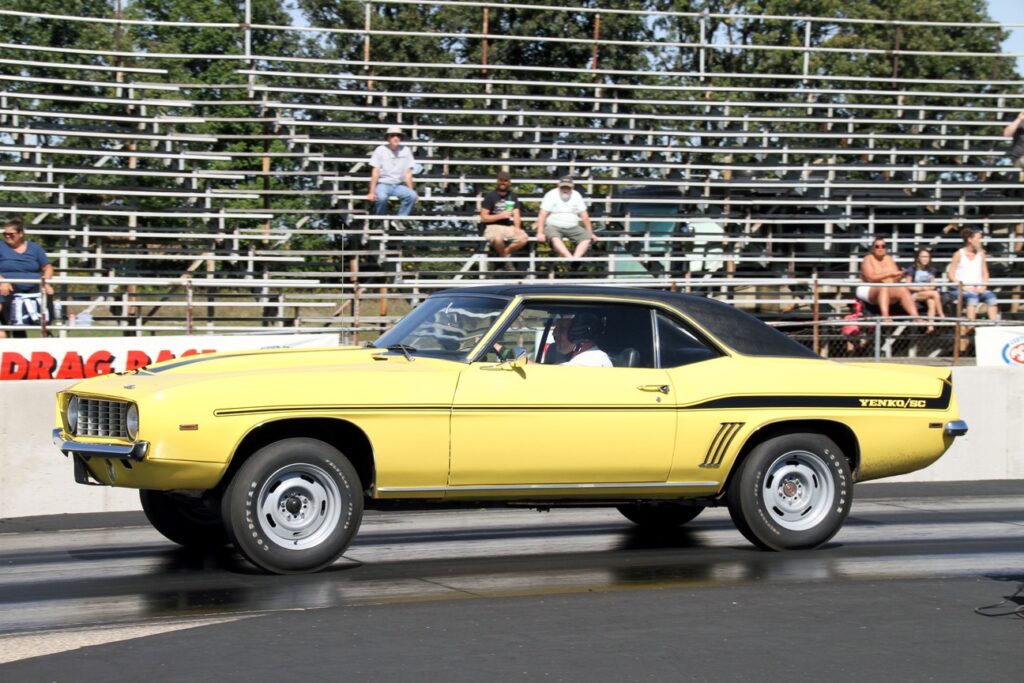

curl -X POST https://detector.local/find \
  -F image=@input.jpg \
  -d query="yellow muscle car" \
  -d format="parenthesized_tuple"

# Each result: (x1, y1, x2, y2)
(53, 285, 967, 574)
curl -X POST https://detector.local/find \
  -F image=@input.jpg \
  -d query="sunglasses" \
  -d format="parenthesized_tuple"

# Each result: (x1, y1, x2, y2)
(872, 244, 886, 250)
(2, 232, 17, 238)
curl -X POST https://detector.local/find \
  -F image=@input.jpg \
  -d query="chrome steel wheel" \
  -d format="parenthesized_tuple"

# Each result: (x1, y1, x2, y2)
(762, 450, 835, 531)
(257, 463, 344, 550)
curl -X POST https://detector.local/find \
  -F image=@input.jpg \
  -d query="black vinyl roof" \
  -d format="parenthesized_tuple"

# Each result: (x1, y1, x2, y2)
(435, 284, 818, 359)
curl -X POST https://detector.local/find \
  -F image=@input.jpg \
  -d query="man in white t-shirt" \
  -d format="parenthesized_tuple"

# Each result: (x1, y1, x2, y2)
(536, 176, 597, 259)
(560, 313, 612, 367)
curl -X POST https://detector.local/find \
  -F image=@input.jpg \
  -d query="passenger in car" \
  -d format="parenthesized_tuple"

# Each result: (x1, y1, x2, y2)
(560, 313, 612, 367)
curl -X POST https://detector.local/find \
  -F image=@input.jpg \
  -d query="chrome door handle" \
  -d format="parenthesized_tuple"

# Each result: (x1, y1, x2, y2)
(638, 384, 670, 394)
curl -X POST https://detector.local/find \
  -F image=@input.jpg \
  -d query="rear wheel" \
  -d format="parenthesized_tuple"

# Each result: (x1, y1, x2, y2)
(726, 433, 852, 550)
(140, 489, 229, 549)
(222, 438, 364, 574)
(617, 503, 704, 530)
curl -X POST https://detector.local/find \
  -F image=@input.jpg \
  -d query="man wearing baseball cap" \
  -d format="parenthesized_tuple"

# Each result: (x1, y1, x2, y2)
(367, 126, 418, 223)
(535, 175, 596, 260)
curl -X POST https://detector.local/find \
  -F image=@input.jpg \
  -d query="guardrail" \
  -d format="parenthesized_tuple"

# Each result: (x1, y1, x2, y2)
(0, 275, 1017, 360)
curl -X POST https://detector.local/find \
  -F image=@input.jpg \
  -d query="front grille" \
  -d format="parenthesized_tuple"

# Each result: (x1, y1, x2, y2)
(77, 398, 129, 438)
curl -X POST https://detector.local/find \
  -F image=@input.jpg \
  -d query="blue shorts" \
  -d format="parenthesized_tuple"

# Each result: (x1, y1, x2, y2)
(950, 288, 997, 308)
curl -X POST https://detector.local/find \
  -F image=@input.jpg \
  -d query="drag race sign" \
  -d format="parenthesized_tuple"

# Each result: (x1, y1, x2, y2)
(976, 327, 1024, 368)
(0, 333, 340, 381)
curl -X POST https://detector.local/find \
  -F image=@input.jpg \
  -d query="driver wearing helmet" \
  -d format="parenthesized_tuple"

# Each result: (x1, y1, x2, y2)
(560, 313, 612, 367)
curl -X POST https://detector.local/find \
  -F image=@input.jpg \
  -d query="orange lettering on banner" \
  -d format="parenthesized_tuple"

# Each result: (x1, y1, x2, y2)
(85, 351, 114, 378)
(28, 352, 57, 380)
(155, 349, 175, 363)
(56, 352, 85, 380)
(125, 350, 153, 371)
(1, 352, 28, 380)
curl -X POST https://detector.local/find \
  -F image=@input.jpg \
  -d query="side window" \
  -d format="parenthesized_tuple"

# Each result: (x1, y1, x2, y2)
(656, 312, 719, 368)
(482, 303, 657, 368)
(483, 307, 551, 363)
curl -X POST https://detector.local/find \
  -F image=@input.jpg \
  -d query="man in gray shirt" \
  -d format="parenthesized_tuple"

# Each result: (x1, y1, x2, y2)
(367, 126, 418, 219)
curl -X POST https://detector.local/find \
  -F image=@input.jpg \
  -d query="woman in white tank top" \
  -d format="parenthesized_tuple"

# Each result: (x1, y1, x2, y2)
(946, 227, 998, 327)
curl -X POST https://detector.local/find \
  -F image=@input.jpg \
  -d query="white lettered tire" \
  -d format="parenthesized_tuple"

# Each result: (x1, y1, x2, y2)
(726, 433, 852, 550)
(222, 438, 364, 574)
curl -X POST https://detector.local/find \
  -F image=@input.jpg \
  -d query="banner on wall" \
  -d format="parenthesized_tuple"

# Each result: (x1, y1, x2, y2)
(0, 334, 341, 381)
(976, 327, 1024, 368)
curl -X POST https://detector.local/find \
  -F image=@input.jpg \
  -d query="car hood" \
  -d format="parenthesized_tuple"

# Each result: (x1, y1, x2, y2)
(64, 346, 461, 402)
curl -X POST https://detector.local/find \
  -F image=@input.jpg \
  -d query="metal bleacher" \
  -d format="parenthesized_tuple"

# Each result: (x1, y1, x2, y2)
(0, 2, 1022, 356)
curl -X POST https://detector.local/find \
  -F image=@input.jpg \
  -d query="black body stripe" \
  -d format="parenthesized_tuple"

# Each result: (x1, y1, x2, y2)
(686, 381, 952, 411)
(217, 382, 951, 416)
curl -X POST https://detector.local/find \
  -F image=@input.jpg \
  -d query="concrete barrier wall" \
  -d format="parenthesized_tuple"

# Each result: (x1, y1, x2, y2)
(1, 380, 139, 519)
(886, 367, 1023, 483)
(1, 368, 1021, 518)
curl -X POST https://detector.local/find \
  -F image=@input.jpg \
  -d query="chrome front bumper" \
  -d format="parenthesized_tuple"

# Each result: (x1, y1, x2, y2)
(52, 428, 149, 460)
(944, 420, 968, 437)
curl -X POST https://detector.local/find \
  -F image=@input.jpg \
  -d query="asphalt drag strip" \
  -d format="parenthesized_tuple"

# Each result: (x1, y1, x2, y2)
(0, 482, 1021, 680)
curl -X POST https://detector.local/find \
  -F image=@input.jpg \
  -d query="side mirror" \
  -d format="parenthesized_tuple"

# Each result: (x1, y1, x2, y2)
(482, 348, 529, 371)
(508, 349, 529, 370)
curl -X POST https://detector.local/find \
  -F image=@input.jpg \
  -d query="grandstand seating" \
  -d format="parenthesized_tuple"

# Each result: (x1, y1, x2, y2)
(0, 2, 1021, 358)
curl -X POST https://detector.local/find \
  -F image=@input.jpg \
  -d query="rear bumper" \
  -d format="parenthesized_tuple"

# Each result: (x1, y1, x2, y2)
(944, 420, 968, 437)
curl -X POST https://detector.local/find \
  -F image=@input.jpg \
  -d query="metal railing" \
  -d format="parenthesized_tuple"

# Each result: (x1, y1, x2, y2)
(0, 275, 1016, 362)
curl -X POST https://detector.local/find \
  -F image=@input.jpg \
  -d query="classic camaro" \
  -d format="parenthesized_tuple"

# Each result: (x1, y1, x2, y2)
(53, 285, 967, 574)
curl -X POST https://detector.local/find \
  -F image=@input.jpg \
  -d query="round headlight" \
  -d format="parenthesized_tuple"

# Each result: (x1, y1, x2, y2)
(126, 404, 139, 440)
(67, 396, 79, 435)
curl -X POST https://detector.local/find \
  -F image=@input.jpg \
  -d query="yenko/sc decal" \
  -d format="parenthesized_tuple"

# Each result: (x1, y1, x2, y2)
(1000, 336, 1024, 367)
(858, 398, 927, 408)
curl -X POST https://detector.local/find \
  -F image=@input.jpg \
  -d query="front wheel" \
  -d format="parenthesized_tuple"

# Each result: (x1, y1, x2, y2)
(140, 489, 229, 549)
(222, 438, 364, 574)
(726, 433, 852, 551)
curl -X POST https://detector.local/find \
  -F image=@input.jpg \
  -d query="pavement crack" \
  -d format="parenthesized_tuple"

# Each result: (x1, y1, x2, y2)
(415, 576, 484, 599)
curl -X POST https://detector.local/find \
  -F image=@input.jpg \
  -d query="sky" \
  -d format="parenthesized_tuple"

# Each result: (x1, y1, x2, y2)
(987, 0, 1024, 72)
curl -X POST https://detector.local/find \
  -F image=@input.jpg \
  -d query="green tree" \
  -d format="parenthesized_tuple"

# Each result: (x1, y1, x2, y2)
(651, 0, 1015, 170)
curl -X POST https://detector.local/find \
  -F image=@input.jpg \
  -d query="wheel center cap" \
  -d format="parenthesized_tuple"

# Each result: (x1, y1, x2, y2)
(284, 496, 303, 515)
(782, 481, 798, 498)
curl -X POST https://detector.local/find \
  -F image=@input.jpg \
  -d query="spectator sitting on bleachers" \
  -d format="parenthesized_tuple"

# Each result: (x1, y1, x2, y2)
(947, 227, 999, 327)
(858, 235, 923, 324)
(367, 126, 418, 227)
(535, 176, 597, 261)
(479, 172, 528, 271)
(904, 248, 945, 334)
(0, 217, 54, 338)
(1002, 111, 1024, 170)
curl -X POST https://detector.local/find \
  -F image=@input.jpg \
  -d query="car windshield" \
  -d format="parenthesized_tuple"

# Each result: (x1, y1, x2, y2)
(372, 295, 510, 359)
